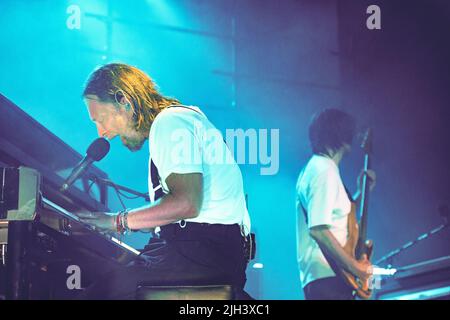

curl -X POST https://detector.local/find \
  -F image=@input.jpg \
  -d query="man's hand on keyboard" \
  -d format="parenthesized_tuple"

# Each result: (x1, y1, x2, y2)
(76, 211, 116, 233)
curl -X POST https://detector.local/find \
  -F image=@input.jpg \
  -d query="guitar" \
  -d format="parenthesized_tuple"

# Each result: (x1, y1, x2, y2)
(342, 128, 374, 299)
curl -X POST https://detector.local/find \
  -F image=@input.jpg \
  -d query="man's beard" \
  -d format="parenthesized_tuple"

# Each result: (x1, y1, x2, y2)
(121, 136, 145, 152)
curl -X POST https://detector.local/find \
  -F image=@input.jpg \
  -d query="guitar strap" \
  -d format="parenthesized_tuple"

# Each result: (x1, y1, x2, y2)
(148, 159, 164, 203)
(148, 105, 204, 203)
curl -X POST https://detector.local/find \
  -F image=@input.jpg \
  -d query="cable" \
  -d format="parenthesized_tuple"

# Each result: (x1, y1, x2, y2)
(111, 184, 127, 210)
(86, 179, 96, 195)
(86, 177, 154, 234)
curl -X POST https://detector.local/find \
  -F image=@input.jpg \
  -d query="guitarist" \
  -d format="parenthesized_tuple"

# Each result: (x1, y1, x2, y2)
(296, 108, 376, 300)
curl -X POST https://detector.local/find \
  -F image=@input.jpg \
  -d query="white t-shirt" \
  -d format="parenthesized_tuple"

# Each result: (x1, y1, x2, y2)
(148, 105, 251, 233)
(296, 155, 351, 288)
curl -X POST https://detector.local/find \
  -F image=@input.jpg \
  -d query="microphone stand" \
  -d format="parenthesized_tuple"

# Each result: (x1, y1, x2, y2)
(375, 206, 449, 267)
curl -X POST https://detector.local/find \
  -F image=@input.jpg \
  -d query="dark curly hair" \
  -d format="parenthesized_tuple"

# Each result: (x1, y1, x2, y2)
(309, 108, 356, 156)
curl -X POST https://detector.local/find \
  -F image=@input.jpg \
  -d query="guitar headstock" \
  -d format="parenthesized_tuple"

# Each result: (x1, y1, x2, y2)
(361, 128, 373, 154)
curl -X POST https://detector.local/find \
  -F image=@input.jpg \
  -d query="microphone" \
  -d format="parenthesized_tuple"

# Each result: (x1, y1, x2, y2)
(60, 138, 110, 192)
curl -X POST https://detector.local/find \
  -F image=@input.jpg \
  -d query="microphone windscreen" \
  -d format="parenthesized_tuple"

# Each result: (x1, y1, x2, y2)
(86, 137, 110, 161)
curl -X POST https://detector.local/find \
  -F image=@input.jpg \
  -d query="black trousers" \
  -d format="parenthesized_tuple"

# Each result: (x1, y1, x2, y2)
(304, 277, 354, 300)
(77, 223, 249, 300)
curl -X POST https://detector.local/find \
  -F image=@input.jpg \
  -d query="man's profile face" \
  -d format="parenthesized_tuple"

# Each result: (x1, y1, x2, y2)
(85, 94, 145, 151)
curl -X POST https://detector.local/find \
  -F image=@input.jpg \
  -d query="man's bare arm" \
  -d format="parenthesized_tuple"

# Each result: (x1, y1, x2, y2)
(126, 173, 203, 230)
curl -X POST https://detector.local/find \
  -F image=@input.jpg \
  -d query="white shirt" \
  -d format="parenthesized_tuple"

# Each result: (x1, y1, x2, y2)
(148, 105, 251, 233)
(296, 155, 351, 288)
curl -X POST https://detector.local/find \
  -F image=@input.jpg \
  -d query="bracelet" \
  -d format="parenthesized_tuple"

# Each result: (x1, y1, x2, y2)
(115, 213, 123, 234)
(116, 209, 130, 234)
(123, 210, 130, 231)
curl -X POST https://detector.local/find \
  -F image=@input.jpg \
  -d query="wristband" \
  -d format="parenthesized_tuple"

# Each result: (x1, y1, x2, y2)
(116, 209, 130, 234)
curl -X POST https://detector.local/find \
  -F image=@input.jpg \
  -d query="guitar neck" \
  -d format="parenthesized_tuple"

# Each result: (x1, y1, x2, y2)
(357, 152, 371, 253)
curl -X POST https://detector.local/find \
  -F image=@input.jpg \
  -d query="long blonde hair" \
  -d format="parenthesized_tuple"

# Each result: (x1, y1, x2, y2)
(83, 63, 180, 133)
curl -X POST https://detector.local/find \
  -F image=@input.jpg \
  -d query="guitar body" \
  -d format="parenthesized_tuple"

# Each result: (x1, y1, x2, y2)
(339, 202, 374, 299)
(319, 202, 374, 299)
